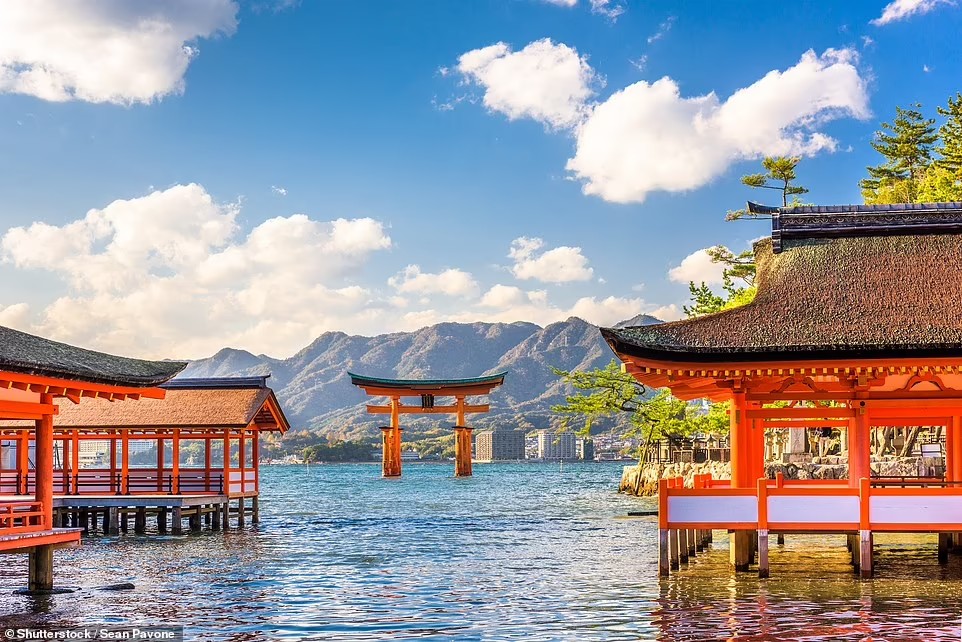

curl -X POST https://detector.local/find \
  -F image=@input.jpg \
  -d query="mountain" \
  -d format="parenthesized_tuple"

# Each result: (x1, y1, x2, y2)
(179, 315, 662, 439)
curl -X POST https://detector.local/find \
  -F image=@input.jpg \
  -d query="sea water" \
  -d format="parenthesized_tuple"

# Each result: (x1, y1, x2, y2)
(0, 462, 961, 640)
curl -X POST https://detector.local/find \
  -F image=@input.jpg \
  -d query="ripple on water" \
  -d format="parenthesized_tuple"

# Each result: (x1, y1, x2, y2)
(1, 463, 962, 640)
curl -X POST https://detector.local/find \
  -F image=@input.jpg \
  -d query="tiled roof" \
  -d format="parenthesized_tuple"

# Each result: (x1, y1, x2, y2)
(603, 207, 962, 362)
(0, 325, 185, 386)
(348, 372, 506, 390)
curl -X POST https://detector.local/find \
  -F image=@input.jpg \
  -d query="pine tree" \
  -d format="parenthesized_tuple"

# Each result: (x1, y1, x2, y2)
(935, 93, 962, 175)
(860, 104, 937, 204)
(726, 156, 809, 220)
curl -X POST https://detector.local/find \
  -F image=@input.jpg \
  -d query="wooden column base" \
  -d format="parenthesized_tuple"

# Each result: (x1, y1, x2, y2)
(859, 530, 873, 578)
(171, 507, 183, 535)
(757, 529, 770, 578)
(453, 426, 473, 477)
(251, 497, 260, 524)
(730, 530, 753, 572)
(380, 426, 403, 477)
(28, 546, 54, 593)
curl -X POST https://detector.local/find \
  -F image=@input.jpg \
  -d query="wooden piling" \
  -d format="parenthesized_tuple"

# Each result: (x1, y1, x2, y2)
(679, 528, 689, 564)
(171, 507, 183, 535)
(939, 532, 950, 564)
(859, 530, 873, 578)
(758, 529, 769, 578)
(251, 496, 259, 524)
(28, 546, 54, 593)
(730, 531, 752, 571)
(211, 504, 221, 531)
(107, 507, 120, 535)
(776, 533, 785, 545)
(157, 509, 167, 534)
(221, 501, 230, 530)
(237, 498, 246, 527)
(669, 529, 680, 570)
(658, 529, 670, 577)
(189, 510, 201, 532)
(687, 529, 696, 558)
(134, 508, 147, 534)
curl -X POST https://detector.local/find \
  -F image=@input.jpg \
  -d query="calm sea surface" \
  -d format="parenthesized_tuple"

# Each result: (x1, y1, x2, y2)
(1, 462, 961, 640)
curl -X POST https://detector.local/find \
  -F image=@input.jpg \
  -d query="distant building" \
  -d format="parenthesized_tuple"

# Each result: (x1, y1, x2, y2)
(538, 430, 577, 460)
(475, 429, 526, 461)
(578, 438, 595, 461)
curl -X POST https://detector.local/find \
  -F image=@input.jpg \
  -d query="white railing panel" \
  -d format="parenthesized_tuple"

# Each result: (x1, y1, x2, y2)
(871, 495, 962, 525)
(768, 495, 859, 523)
(668, 495, 757, 524)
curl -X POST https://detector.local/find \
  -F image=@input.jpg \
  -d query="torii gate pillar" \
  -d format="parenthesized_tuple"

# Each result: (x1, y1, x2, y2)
(380, 397, 403, 477)
(453, 426, 473, 477)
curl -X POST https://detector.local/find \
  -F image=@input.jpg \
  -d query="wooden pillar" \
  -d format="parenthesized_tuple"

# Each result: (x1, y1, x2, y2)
(669, 528, 680, 570)
(751, 407, 766, 485)
(658, 529, 670, 576)
(171, 507, 183, 535)
(35, 397, 54, 530)
(253, 432, 260, 496)
(205, 438, 212, 492)
(381, 398, 403, 478)
(109, 435, 117, 494)
(679, 528, 689, 563)
(157, 509, 168, 534)
(189, 510, 201, 532)
(237, 497, 245, 527)
(60, 437, 69, 494)
(17, 431, 28, 495)
(134, 508, 146, 534)
(251, 496, 259, 524)
(71, 430, 79, 495)
(107, 507, 120, 535)
(729, 390, 753, 571)
(951, 416, 962, 483)
(28, 546, 54, 593)
(939, 532, 950, 564)
(171, 429, 180, 494)
(156, 436, 164, 492)
(239, 430, 246, 494)
(758, 530, 770, 578)
(221, 501, 230, 530)
(211, 504, 221, 531)
(223, 430, 231, 498)
(848, 400, 870, 488)
(120, 430, 129, 494)
(453, 425, 473, 477)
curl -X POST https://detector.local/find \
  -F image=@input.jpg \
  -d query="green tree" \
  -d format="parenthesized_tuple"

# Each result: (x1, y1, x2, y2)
(936, 92, 962, 175)
(860, 104, 938, 204)
(726, 156, 809, 220)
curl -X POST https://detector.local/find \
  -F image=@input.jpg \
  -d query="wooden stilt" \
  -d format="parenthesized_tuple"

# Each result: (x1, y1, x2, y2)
(758, 529, 770, 578)
(189, 510, 201, 532)
(658, 529, 670, 577)
(107, 507, 119, 535)
(120, 511, 128, 534)
(171, 507, 183, 535)
(134, 508, 147, 534)
(453, 424, 473, 477)
(251, 496, 259, 524)
(204, 510, 212, 527)
(688, 529, 697, 558)
(211, 504, 221, 531)
(237, 498, 245, 527)
(679, 528, 689, 563)
(939, 532, 950, 564)
(28, 546, 54, 593)
(221, 501, 230, 530)
(776, 533, 785, 545)
(157, 509, 168, 534)
(730, 531, 752, 571)
(859, 530, 873, 578)
(669, 529, 680, 570)
(80, 509, 89, 534)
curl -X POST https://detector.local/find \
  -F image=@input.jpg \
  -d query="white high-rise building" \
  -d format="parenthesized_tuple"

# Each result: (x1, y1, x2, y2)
(538, 430, 577, 460)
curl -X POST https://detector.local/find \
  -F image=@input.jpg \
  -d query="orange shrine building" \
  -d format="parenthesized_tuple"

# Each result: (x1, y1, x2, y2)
(349, 372, 506, 477)
(0, 325, 185, 592)
(602, 202, 962, 578)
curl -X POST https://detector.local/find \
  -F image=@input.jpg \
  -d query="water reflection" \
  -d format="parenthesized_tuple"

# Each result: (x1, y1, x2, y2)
(0, 464, 959, 640)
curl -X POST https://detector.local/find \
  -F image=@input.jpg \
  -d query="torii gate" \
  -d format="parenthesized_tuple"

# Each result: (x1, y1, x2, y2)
(349, 372, 506, 477)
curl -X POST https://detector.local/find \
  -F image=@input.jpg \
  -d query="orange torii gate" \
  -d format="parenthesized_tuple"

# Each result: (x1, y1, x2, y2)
(349, 372, 506, 477)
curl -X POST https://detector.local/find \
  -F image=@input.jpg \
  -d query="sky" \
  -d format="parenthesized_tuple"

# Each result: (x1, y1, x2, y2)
(0, 0, 959, 361)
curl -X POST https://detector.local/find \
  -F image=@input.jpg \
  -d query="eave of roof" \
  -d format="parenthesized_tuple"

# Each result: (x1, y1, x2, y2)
(0, 325, 185, 388)
(348, 372, 506, 391)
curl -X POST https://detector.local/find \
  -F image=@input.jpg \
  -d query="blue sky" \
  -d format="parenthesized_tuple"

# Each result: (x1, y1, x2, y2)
(0, 0, 958, 359)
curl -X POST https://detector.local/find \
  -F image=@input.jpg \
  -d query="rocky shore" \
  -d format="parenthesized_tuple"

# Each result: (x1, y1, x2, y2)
(619, 455, 944, 496)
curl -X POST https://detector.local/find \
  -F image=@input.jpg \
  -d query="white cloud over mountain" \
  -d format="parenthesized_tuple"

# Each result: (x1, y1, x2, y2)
(455, 41, 870, 203)
(389, 266, 480, 298)
(668, 249, 727, 285)
(509, 237, 594, 282)
(0, 0, 237, 104)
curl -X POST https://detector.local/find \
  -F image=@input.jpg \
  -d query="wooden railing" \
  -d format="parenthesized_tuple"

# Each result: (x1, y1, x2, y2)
(661, 473, 962, 533)
(0, 470, 233, 496)
(0, 501, 45, 535)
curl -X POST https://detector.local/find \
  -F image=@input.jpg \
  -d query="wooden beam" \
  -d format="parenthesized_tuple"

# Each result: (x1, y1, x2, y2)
(747, 407, 855, 419)
(365, 404, 489, 415)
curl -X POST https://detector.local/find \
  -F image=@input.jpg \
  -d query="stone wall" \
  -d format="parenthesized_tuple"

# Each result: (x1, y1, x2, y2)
(619, 455, 945, 496)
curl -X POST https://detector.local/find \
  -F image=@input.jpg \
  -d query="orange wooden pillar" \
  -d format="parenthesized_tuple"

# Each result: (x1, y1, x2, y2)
(71, 430, 79, 495)
(750, 402, 766, 486)
(729, 389, 752, 571)
(379, 398, 403, 478)
(35, 395, 54, 530)
(17, 431, 28, 494)
(171, 429, 180, 494)
(453, 426, 473, 477)
(109, 434, 117, 494)
(848, 400, 870, 488)
(120, 430, 129, 494)
(156, 435, 165, 492)
(950, 415, 962, 483)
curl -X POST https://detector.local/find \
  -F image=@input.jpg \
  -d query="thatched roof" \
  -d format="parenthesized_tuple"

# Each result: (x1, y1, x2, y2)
(22, 378, 289, 431)
(0, 325, 185, 386)
(603, 203, 962, 363)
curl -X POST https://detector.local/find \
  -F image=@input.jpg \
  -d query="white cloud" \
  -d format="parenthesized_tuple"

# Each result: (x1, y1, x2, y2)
(457, 39, 598, 130)
(508, 237, 594, 283)
(1, 184, 393, 358)
(871, 0, 953, 25)
(541, 0, 578, 5)
(0, 1, 237, 105)
(388, 265, 479, 298)
(479, 284, 527, 308)
(271, 186, 288, 196)
(647, 16, 676, 44)
(566, 48, 869, 203)
(589, 0, 625, 19)
(668, 249, 726, 285)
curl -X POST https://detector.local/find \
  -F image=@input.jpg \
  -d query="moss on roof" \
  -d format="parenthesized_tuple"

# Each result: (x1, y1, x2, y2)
(603, 233, 962, 362)
(0, 325, 185, 386)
